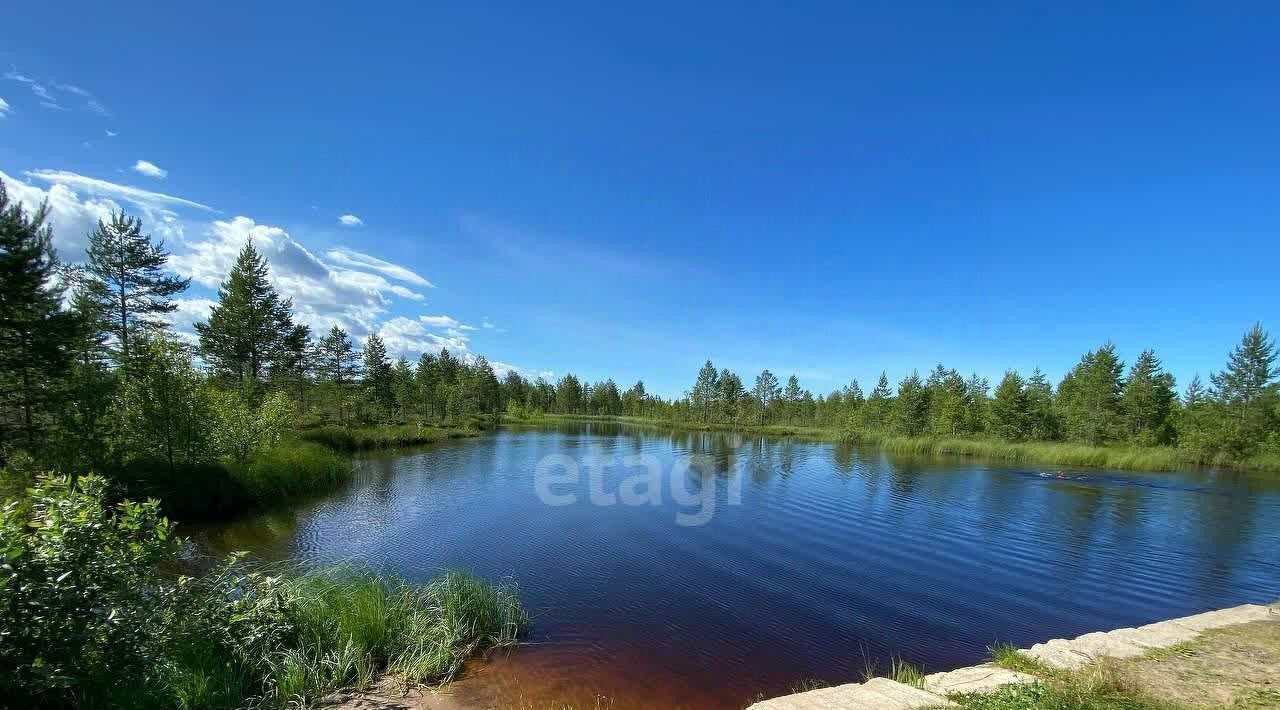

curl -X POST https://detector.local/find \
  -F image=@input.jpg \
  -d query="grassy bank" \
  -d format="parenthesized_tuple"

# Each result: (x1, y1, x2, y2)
(167, 566, 527, 710)
(513, 413, 1280, 474)
(1, 475, 529, 710)
(299, 420, 484, 452)
(109, 440, 352, 519)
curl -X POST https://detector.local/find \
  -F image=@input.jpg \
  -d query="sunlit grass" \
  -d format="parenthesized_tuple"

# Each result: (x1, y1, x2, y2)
(989, 643, 1053, 676)
(300, 422, 480, 451)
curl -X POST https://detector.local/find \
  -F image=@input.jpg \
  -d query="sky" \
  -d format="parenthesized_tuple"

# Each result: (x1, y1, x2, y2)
(1, 1, 1278, 398)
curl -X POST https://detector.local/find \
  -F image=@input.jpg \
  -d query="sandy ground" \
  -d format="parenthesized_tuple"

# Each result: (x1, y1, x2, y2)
(1118, 618, 1280, 709)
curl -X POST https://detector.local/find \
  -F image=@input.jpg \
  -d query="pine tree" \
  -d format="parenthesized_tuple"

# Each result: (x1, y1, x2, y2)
(691, 360, 720, 422)
(1122, 349, 1177, 445)
(82, 212, 189, 375)
(783, 375, 803, 425)
(856, 371, 894, 431)
(361, 333, 392, 418)
(317, 325, 359, 424)
(0, 181, 76, 453)
(1057, 343, 1125, 445)
(964, 372, 989, 434)
(990, 370, 1030, 441)
(1025, 367, 1059, 440)
(195, 242, 294, 383)
(752, 370, 780, 425)
(56, 286, 117, 472)
(718, 369, 745, 423)
(893, 370, 929, 435)
(1211, 323, 1278, 425)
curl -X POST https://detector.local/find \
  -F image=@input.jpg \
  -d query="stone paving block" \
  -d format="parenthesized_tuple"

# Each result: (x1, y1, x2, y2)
(748, 678, 951, 709)
(1024, 638, 1091, 670)
(923, 663, 1036, 695)
(1169, 604, 1274, 632)
(1063, 630, 1148, 660)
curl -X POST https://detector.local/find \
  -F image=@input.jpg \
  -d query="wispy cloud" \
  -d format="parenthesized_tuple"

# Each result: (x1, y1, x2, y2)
(4, 67, 109, 114)
(105, 129, 117, 137)
(133, 160, 168, 179)
(338, 214, 363, 227)
(0, 98, 9, 118)
(25, 169, 210, 211)
(325, 248, 434, 288)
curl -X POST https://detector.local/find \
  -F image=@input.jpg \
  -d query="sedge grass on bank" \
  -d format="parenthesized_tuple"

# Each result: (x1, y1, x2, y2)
(168, 566, 528, 709)
(299, 421, 483, 452)
(110, 440, 350, 519)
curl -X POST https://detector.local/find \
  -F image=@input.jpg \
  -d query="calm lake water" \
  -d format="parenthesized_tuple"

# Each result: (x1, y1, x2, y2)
(191, 422, 1280, 709)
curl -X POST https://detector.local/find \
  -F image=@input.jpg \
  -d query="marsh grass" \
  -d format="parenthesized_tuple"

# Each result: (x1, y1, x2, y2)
(299, 422, 481, 451)
(166, 566, 527, 710)
(111, 441, 351, 518)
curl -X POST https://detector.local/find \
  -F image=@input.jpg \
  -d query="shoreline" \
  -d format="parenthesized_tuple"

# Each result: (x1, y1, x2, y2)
(504, 413, 1280, 474)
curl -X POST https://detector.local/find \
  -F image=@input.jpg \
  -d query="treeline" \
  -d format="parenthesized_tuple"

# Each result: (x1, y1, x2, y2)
(0, 179, 508, 502)
(619, 336, 1274, 467)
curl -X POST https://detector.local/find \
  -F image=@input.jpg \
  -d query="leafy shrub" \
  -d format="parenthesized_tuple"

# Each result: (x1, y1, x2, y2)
(0, 475, 179, 707)
(0, 475, 528, 709)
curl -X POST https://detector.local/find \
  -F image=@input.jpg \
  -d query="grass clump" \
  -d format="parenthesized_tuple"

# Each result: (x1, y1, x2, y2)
(989, 642, 1054, 676)
(947, 663, 1179, 710)
(299, 422, 481, 452)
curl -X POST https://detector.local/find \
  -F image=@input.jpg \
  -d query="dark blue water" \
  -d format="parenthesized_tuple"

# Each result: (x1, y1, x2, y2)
(194, 422, 1280, 708)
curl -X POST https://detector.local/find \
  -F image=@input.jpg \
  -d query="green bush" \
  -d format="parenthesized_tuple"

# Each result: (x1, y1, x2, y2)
(0, 475, 180, 708)
(0, 475, 529, 709)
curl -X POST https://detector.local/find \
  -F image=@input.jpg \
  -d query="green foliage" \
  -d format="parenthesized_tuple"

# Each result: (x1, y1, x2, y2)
(119, 335, 214, 470)
(991, 370, 1031, 441)
(195, 241, 295, 383)
(1, 475, 527, 709)
(81, 212, 190, 371)
(0, 475, 179, 707)
(210, 389, 295, 464)
(1058, 343, 1126, 445)
(0, 181, 76, 456)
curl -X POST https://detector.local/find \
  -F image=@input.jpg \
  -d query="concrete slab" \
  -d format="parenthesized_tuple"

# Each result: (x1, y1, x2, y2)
(1063, 631, 1149, 660)
(747, 678, 951, 709)
(1169, 604, 1275, 632)
(1023, 638, 1092, 670)
(923, 663, 1036, 695)
(1113, 622, 1199, 648)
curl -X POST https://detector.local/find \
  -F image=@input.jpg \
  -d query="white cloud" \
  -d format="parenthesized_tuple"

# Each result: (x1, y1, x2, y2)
(105, 129, 117, 137)
(0, 98, 9, 117)
(133, 160, 167, 179)
(376, 316, 473, 358)
(481, 319, 495, 329)
(169, 216, 428, 338)
(5, 68, 107, 114)
(325, 248, 433, 288)
(25, 169, 210, 211)
(164, 298, 217, 344)
(0, 169, 120, 257)
(338, 214, 363, 227)
(2, 164, 459, 359)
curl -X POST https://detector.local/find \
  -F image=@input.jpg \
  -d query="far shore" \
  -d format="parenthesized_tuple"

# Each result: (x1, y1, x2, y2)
(503, 413, 1280, 475)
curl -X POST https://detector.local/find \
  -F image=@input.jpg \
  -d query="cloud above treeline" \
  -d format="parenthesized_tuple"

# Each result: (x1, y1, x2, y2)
(0, 167, 505, 365)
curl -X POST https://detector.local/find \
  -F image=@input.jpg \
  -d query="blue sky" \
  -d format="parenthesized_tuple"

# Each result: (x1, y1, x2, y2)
(2, 1, 1277, 397)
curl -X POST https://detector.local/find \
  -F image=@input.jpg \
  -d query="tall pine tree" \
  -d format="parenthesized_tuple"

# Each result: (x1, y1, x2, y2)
(195, 242, 294, 384)
(82, 212, 190, 375)
(0, 181, 76, 453)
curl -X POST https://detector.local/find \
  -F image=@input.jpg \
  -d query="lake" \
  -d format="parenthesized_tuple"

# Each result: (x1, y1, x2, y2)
(190, 422, 1280, 708)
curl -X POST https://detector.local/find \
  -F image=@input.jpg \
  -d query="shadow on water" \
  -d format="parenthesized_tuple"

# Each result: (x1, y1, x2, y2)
(188, 422, 1280, 709)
